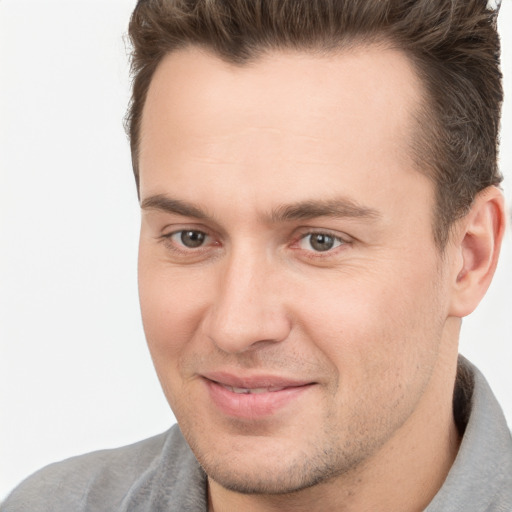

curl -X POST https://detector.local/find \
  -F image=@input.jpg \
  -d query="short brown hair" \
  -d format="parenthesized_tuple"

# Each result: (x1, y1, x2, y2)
(126, 0, 503, 247)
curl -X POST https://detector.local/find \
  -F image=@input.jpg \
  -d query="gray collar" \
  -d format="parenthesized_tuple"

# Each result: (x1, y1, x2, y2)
(426, 356, 512, 511)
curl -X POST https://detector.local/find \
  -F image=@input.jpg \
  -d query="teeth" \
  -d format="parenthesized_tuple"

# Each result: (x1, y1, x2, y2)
(231, 387, 251, 394)
(226, 386, 285, 394)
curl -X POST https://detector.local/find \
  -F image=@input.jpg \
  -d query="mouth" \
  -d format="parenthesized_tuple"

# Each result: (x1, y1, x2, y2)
(201, 373, 315, 419)
(220, 385, 289, 394)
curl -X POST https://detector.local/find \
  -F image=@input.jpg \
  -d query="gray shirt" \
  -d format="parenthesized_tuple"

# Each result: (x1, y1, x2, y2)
(2, 358, 511, 511)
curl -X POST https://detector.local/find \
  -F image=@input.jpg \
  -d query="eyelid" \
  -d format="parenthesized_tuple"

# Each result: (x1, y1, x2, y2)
(295, 227, 351, 242)
(160, 223, 212, 239)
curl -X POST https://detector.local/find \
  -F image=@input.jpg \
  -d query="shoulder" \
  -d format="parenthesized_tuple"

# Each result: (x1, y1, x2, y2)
(1, 425, 206, 512)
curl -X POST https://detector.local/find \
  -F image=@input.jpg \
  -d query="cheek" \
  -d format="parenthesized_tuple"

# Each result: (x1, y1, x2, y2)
(138, 255, 208, 368)
(298, 278, 444, 441)
(138, 265, 209, 414)
(296, 262, 444, 389)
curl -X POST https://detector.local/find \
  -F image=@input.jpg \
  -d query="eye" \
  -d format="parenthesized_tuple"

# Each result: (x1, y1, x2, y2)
(170, 230, 209, 249)
(298, 233, 343, 252)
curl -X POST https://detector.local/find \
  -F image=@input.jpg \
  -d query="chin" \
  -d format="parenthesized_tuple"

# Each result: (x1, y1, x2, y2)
(207, 464, 331, 495)
(197, 441, 360, 496)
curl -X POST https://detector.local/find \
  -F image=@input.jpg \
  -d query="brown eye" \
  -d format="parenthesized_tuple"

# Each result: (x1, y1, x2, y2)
(177, 230, 207, 248)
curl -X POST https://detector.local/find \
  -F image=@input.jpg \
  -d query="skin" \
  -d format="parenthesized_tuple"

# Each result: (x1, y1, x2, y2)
(137, 46, 504, 511)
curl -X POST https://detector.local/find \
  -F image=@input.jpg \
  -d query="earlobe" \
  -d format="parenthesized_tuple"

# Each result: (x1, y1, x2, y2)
(449, 186, 506, 318)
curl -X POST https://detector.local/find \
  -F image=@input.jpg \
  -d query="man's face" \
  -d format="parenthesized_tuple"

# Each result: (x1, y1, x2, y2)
(138, 46, 457, 493)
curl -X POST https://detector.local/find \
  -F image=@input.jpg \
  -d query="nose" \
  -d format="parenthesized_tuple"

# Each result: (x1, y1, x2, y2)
(202, 249, 292, 354)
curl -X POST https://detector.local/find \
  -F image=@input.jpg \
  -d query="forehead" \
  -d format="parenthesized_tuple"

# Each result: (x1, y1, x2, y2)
(141, 45, 422, 142)
(139, 45, 430, 219)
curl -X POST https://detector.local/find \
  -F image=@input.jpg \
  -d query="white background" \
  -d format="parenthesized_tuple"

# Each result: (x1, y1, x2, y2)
(1, 0, 511, 501)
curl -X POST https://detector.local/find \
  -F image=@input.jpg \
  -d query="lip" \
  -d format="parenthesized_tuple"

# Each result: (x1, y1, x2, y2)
(202, 371, 315, 419)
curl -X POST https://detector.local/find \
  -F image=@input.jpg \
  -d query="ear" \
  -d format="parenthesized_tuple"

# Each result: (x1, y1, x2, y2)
(448, 186, 507, 318)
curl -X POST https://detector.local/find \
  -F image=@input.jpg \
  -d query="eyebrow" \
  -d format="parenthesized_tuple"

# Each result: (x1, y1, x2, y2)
(269, 198, 381, 223)
(141, 194, 381, 223)
(141, 194, 209, 219)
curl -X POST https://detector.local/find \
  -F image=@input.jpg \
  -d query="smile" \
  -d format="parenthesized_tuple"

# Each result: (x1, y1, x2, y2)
(222, 385, 287, 394)
(202, 373, 315, 419)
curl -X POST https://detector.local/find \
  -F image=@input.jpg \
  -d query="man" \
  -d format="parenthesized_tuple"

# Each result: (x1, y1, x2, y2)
(2, 0, 511, 510)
